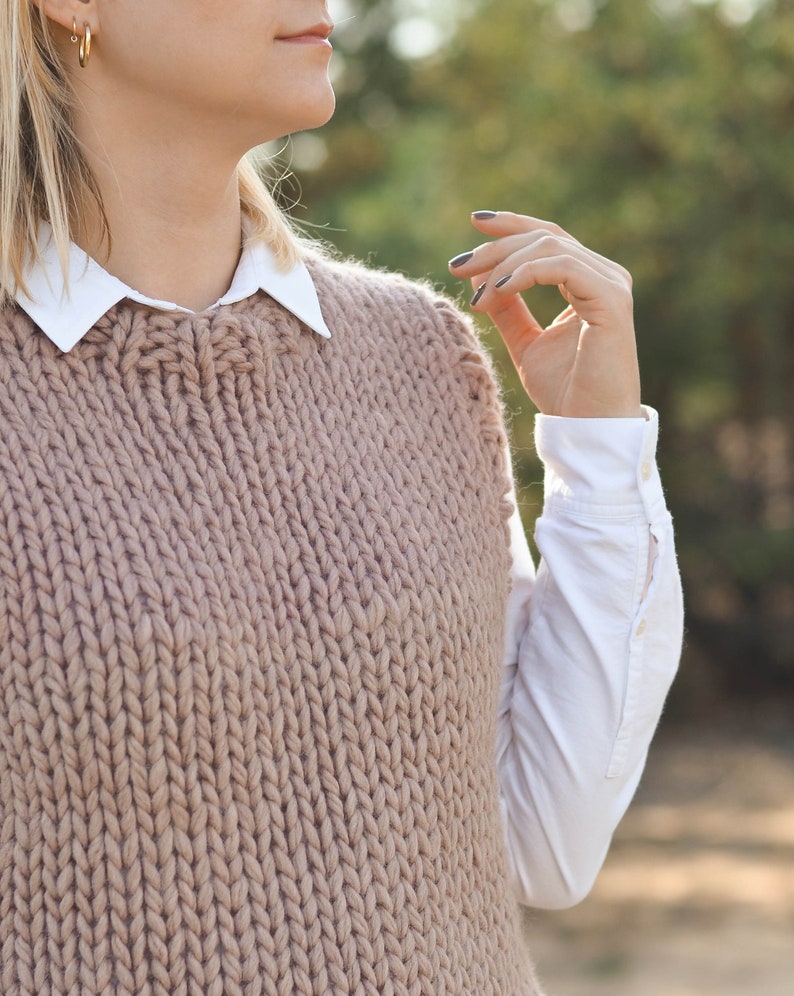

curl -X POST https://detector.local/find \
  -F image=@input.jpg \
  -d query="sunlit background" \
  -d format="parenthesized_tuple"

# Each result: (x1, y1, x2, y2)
(268, 0, 794, 991)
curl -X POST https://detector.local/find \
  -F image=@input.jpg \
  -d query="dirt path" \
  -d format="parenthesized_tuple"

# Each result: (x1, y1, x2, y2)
(526, 714, 794, 994)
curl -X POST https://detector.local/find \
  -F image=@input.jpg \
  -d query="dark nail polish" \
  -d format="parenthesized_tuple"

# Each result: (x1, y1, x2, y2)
(449, 250, 474, 268)
(494, 274, 513, 288)
(472, 210, 498, 220)
(470, 282, 487, 307)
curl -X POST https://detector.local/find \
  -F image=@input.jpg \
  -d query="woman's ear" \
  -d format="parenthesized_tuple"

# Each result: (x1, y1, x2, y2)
(31, 0, 99, 37)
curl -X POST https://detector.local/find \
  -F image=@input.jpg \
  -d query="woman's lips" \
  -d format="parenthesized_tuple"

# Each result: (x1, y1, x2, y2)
(277, 23, 333, 46)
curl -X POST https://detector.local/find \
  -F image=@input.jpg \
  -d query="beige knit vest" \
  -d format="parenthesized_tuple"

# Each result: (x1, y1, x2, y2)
(0, 257, 540, 995)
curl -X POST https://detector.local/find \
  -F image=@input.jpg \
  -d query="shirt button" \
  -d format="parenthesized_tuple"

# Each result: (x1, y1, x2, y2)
(641, 462, 652, 482)
(636, 618, 647, 636)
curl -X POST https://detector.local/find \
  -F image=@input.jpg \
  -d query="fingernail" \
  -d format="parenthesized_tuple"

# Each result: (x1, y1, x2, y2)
(449, 250, 474, 268)
(494, 274, 513, 288)
(472, 210, 498, 220)
(470, 282, 487, 307)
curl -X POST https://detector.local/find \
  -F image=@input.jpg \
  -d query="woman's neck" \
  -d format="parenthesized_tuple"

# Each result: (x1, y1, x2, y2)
(78, 162, 244, 312)
(71, 88, 249, 312)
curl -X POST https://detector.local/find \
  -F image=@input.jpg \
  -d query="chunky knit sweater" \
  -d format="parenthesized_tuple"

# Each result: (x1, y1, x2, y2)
(0, 256, 540, 995)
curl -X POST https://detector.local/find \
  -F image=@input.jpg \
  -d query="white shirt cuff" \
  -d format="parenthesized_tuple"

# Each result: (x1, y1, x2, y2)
(534, 406, 665, 522)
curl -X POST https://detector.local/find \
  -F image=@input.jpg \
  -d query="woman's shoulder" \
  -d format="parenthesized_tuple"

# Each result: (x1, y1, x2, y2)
(303, 249, 478, 341)
(303, 248, 496, 364)
(304, 249, 502, 407)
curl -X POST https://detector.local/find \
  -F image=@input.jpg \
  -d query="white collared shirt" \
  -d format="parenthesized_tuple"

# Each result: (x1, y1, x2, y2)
(12, 229, 683, 910)
(15, 223, 332, 352)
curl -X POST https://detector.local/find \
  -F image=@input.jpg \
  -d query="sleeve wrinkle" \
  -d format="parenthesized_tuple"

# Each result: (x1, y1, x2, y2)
(496, 409, 683, 909)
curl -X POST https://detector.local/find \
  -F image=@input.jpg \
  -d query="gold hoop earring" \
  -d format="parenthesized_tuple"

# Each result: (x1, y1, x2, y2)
(70, 18, 79, 44)
(78, 23, 91, 68)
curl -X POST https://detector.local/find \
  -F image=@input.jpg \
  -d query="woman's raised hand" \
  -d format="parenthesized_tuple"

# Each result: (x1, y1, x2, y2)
(449, 211, 643, 419)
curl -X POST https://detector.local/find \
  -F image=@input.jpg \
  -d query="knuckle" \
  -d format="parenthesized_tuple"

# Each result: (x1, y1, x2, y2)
(613, 262, 633, 287)
(537, 217, 565, 237)
(612, 270, 634, 296)
(536, 232, 560, 252)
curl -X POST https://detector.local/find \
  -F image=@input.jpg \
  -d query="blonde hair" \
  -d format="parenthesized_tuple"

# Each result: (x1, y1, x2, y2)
(238, 157, 303, 268)
(0, 2, 301, 306)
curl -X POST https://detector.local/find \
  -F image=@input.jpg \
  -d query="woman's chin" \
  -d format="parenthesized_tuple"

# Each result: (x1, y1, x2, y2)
(258, 88, 336, 144)
(297, 87, 337, 131)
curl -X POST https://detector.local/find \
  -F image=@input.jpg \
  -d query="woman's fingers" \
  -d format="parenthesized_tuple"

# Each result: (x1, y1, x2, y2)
(474, 292, 548, 372)
(449, 226, 629, 296)
(465, 250, 632, 334)
(465, 262, 547, 345)
(467, 211, 628, 274)
(469, 210, 572, 242)
(447, 212, 632, 325)
(468, 211, 629, 277)
(450, 211, 633, 341)
(447, 211, 643, 417)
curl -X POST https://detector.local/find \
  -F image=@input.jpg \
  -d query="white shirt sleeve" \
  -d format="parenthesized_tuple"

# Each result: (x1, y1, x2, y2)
(495, 406, 683, 910)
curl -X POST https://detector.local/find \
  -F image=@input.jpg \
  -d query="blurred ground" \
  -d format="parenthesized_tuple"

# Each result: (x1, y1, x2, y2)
(526, 706, 794, 995)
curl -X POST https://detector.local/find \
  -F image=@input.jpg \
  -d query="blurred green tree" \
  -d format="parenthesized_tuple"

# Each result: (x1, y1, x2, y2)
(293, 0, 794, 694)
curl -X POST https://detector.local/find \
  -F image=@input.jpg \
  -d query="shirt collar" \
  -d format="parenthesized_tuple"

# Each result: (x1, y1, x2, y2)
(14, 222, 332, 353)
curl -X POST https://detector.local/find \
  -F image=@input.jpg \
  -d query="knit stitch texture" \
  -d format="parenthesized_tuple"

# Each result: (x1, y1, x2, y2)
(0, 256, 540, 995)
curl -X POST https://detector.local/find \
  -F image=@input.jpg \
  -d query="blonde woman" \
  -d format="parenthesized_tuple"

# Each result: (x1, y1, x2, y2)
(0, 2, 683, 994)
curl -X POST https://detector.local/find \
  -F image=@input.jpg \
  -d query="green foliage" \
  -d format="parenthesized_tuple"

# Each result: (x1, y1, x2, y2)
(298, 0, 794, 691)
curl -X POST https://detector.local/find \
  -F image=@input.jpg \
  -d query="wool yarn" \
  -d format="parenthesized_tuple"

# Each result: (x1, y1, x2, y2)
(0, 257, 540, 995)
